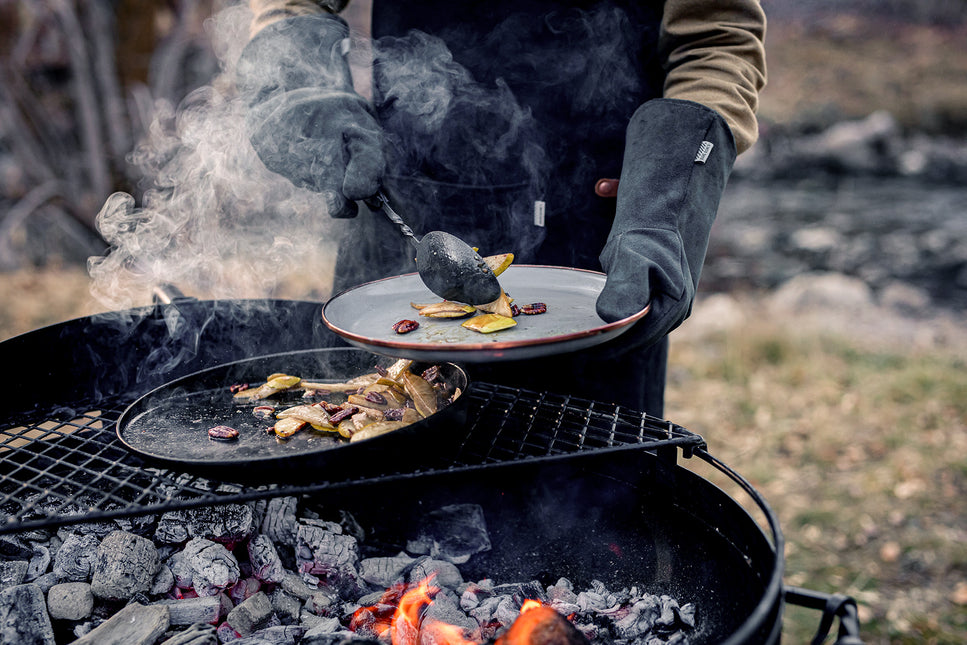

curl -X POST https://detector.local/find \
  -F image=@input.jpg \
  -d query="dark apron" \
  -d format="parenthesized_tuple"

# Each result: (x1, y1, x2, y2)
(336, 0, 669, 415)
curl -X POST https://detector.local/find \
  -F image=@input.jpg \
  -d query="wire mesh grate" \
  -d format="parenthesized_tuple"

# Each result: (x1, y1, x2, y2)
(1, 382, 704, 535)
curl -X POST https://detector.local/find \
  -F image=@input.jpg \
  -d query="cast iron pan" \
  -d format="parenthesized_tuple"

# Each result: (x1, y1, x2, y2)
(116, 348, 468, 483)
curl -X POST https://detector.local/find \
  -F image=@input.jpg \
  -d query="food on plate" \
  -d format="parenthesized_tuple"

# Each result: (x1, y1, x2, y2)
(402, 252, 545, 334)
(482, 252, 514, 276)
(230, 359, 461, 442)
(208, 425, 240, 441)
(476, 289, 514, 318)
(461, 313, 517, 334)
(392, 319, 420, 334)
(520, 302, 548, 315)
(413, 301, 476, 318)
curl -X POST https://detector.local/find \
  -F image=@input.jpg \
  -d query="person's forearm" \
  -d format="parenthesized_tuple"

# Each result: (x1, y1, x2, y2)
(249, 0, 349, 35)
(660, 0, 767, 154)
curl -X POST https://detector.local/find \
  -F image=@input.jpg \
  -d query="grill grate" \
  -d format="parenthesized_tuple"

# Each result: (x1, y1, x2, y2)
(1, 382, 705, 535)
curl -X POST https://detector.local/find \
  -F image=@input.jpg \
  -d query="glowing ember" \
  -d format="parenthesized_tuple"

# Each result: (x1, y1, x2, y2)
(354, 574, 477, 645)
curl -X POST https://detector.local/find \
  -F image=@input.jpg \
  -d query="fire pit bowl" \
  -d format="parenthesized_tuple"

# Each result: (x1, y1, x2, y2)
(313, 446, 859, 645)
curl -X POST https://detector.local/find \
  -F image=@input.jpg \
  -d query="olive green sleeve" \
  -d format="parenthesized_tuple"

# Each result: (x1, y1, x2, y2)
(248, 0, 349, 35)
(660, 0, 767, 154)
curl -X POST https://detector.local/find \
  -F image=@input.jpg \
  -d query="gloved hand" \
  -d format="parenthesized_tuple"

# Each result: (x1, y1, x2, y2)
(236, 14, 384, 218)
(596, 98, 736, 348)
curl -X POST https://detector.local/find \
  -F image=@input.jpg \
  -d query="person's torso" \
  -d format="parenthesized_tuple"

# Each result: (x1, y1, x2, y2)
(366, 0, 665, 268)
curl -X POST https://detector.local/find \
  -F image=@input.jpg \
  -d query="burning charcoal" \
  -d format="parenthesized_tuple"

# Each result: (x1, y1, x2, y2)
(229, 577, 263, 605)
(0, 584, 54, 644)
(159, 621, 218, 645)
(216, 620, 242, 641)
(155, 510, 192, 544)
(248, 534, 286, 585)
(260, 497, 300, 547)
(151, 564, 175, 596)
(300, 616, 356, 642)
(226, 590, 275, 636)
(492, 581, 548, 604)
(547, 577, 578, 604)
(460, 580, 492, 611)
(0, 560, 27, 590)
(25, 546, 49, 583)
(269, 587, 303, 624)
(0, 534, 35, 560)
(153, 596, 222, 626)
(188, 505, 256, 545)
(52, 532, 100, 582)
(229, 624, 304, 644)
(181, 538, 241, 597)
(358, 555, 417, 588)
(47, 581, 94, 620)
(612, 594, 660, 640)
(405, 504, 491, 564)
(303, 589, 340, 618)
(69, 602, 169, 645)
(656, 594, 696, 630)
(422, 587, 479, 637)
(295, 521, 362, 597)
(90, 530, 160, 602)
(33, 572, 59, 594)
(407, 558, 463, 590)
(494, 604, 590, 645)
(280, 571, 315, 601)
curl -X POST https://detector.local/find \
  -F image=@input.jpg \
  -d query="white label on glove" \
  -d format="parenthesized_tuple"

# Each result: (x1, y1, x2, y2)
(534, 201, 546, 227)
(695, 141, 714, 164)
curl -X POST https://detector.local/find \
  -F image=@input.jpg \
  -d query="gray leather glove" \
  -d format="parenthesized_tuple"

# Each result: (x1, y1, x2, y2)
(236, 14, 384, 218)
(596, 98, 736, 347)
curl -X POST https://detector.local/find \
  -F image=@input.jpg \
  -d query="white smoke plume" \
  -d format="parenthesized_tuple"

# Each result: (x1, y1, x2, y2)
(88, 5, 341, 310)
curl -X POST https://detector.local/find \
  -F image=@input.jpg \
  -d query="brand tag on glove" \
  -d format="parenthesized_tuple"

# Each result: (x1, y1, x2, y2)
(534, 200, 546, 227)
(695, 141, 714, 164)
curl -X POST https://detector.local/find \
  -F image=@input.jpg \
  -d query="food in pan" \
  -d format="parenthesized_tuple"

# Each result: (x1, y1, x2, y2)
(231, 359, 460, 442)
(400, 252, 546, 334)
(207, 425, 240, 441)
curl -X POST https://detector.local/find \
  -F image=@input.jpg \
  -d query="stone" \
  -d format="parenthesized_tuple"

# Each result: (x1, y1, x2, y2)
(47, 582, 94, 620)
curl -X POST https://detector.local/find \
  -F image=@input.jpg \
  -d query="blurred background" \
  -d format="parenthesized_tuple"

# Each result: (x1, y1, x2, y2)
(1, 1, 966, 642)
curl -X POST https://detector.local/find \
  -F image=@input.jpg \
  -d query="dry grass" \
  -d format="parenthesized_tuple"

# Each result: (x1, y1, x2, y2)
(759, 18, 967, 132)
(667, 296, 967, 644)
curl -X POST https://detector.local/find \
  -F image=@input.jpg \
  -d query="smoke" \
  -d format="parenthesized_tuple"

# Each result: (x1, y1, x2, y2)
(88, 3, 649, 310)
(88, 5, 340, 311)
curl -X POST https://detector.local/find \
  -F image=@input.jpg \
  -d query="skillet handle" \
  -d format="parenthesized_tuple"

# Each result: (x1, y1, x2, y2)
(784, 586, 864, 645)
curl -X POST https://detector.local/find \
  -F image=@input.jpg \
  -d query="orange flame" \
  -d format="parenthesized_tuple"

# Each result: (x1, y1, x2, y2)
(519, 599, 544, 613)
(353, 574, 475, 645)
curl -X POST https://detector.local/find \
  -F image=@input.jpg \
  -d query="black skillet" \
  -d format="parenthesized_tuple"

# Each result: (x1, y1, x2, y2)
(116, 347, 468, 484)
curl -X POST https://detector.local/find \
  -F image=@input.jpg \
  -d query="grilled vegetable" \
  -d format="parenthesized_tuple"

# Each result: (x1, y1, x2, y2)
(483, 253, 514, 276)
(461, 313, 517, 333)
(416, 301, 477, 318)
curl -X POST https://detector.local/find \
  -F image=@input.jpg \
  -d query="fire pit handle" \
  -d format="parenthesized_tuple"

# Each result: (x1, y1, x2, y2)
(784, 586, 864, 645)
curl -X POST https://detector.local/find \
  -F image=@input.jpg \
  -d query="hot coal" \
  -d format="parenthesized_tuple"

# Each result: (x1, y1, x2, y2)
(3, 495, 696, 644)
(406, 503, 492, 565)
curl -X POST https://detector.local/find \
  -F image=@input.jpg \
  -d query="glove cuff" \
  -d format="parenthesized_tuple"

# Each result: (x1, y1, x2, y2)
(236, 13, 353, 103)
(612, 98, 736, 238)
